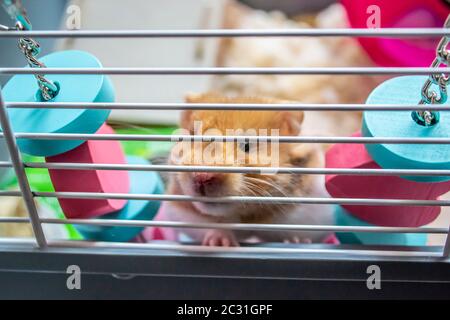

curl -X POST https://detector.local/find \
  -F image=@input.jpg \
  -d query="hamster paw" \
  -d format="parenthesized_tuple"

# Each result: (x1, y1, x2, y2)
(202, 229, 239, 247)
(283, 236, 312, 244)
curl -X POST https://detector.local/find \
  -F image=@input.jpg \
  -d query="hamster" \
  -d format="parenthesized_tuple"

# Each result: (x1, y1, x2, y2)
(164, 93, 334, 246)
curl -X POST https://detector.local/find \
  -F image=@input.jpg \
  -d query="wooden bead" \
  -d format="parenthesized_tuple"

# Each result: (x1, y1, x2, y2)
(75, 156, 164, 242)
(334, 206, 428, 246)
(1, 50, 114, 157)
(46, 124, 129, 218)
(326, 132, 450, 227)
(363, 76, 450, 182)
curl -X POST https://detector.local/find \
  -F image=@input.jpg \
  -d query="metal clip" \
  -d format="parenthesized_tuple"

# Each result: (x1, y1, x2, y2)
(413, 14, 450, 127)
(1, 0, 59, 101)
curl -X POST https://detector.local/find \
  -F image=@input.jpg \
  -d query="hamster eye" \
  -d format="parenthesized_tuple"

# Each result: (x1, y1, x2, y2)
(239, 141, 252, 153)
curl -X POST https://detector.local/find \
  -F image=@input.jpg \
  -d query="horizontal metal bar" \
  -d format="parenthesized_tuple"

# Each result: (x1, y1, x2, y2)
(25, 162, 450, 177)
(48, 240, 441, 258)
(0, 217, 29, 223)
(4, 133, 450, 144)
(2, 214, 444, 235)
(1, 67, 450, 75)
(0, 238, 36, 247)
(33, 191, 450, 206)
(41, 217, 447, 234)
(0, 190, 23, 197)
(0, 28, 449, 38)
(5, 102, 450, 111)
(0, 161, 12, 168)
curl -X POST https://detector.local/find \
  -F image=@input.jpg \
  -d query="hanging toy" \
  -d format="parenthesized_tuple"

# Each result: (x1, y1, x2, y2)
(1, 1, 132, 225)
(0, 1, 113, 156)
(2, 50, 114, 156)
(326, 132, 450, 227)
(74, 156, 164, 242)
(334, 206, 428, 246)
(363, 15, 450, 182)
(326, 16, 450, 241)
(46, 125, 130, 219)
(363, 76, 450, 182)
(341, 0, 449, 67)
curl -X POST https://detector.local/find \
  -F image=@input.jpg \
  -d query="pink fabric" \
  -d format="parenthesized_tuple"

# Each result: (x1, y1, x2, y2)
(341, 0, 449, 67)
(322, 233, 340, 245)
(139, 202, 177, 241)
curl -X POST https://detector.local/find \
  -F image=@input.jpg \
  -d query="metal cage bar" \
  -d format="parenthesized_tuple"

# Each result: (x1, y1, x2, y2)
(0, 216, 448, 237)
(20, 162, 450, 177)
(0, 26, 449, 262)
(0, 91, 46, 248)
(1, 66, 450, 75)
(0, 28, 450, 38)
(2, 132, 450, 144)
(4, 101, 450, 111)
(4, 161, 450, 177)
(23, 192, 450, 209)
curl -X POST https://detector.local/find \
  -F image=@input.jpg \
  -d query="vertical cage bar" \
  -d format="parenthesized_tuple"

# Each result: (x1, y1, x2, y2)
(443, 227, 450, 258)
(0, 89, 47, 248)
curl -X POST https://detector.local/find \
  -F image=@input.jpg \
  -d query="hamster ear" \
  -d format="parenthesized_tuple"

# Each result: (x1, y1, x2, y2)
(180, 110, 194, 131)
(185, 92, 203, 103)
(279, 111, 304, 136)
(182, 93, 201, 131)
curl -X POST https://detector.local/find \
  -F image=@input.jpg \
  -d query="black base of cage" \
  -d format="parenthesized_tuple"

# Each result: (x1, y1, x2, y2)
(0, 242, 449, 300)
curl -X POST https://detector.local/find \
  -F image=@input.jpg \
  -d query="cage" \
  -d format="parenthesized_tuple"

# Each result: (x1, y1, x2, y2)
(0, 0, 449, 299)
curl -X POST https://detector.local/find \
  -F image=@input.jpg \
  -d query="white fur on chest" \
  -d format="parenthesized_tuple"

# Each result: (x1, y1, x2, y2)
(163, 175, 334, 243)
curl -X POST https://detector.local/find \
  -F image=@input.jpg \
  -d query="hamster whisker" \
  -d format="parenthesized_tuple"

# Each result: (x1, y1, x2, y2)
(242, 179, 290, 215)
(245, 176, 289, 199)
(242, 181, 277, 212)
(244, 177, 293, 214)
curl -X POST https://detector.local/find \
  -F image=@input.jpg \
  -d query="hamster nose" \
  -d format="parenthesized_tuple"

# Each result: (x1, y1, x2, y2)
(193, 172, 222, 195)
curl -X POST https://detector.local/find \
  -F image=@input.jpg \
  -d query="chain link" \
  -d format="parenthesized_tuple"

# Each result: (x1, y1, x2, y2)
(415, 15, 450, 126)
(2, 0, 59, 101)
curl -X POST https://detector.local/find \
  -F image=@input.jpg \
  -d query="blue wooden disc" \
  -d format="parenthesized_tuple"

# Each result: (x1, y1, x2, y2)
(363, 76, 450, 182)
(334, 206, 427, 246)
(75, 156, 165, 242)
(1, 50, 114, 157)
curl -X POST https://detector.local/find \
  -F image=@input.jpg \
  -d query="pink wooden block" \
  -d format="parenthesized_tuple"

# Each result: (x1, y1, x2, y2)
(325, 132, 450, 227)
(46, 124, 129, 218)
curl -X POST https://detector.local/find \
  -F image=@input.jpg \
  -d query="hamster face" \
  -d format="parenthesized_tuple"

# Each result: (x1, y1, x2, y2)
(169, 93, 323, 218)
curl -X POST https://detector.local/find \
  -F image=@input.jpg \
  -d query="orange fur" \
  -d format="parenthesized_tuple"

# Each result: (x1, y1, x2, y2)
(165, 93, 333, 245)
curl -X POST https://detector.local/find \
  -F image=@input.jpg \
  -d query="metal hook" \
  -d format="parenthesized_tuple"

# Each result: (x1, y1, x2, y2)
(413, 13, 450, 127)
(1, 0, 59, 101)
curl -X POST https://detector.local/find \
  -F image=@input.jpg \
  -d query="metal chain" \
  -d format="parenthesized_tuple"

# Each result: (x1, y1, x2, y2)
(1, 0, 59, 101)
(415, 14, 450, 126)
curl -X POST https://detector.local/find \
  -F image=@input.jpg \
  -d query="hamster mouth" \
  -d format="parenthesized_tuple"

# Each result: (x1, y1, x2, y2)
(192, 201, 237, 217)
(177, 179, 234, 216)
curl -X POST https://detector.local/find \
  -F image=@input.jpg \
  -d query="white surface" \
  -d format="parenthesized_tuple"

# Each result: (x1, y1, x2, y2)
(39, 202, 70, 240)
(58, 0, 226, 125)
